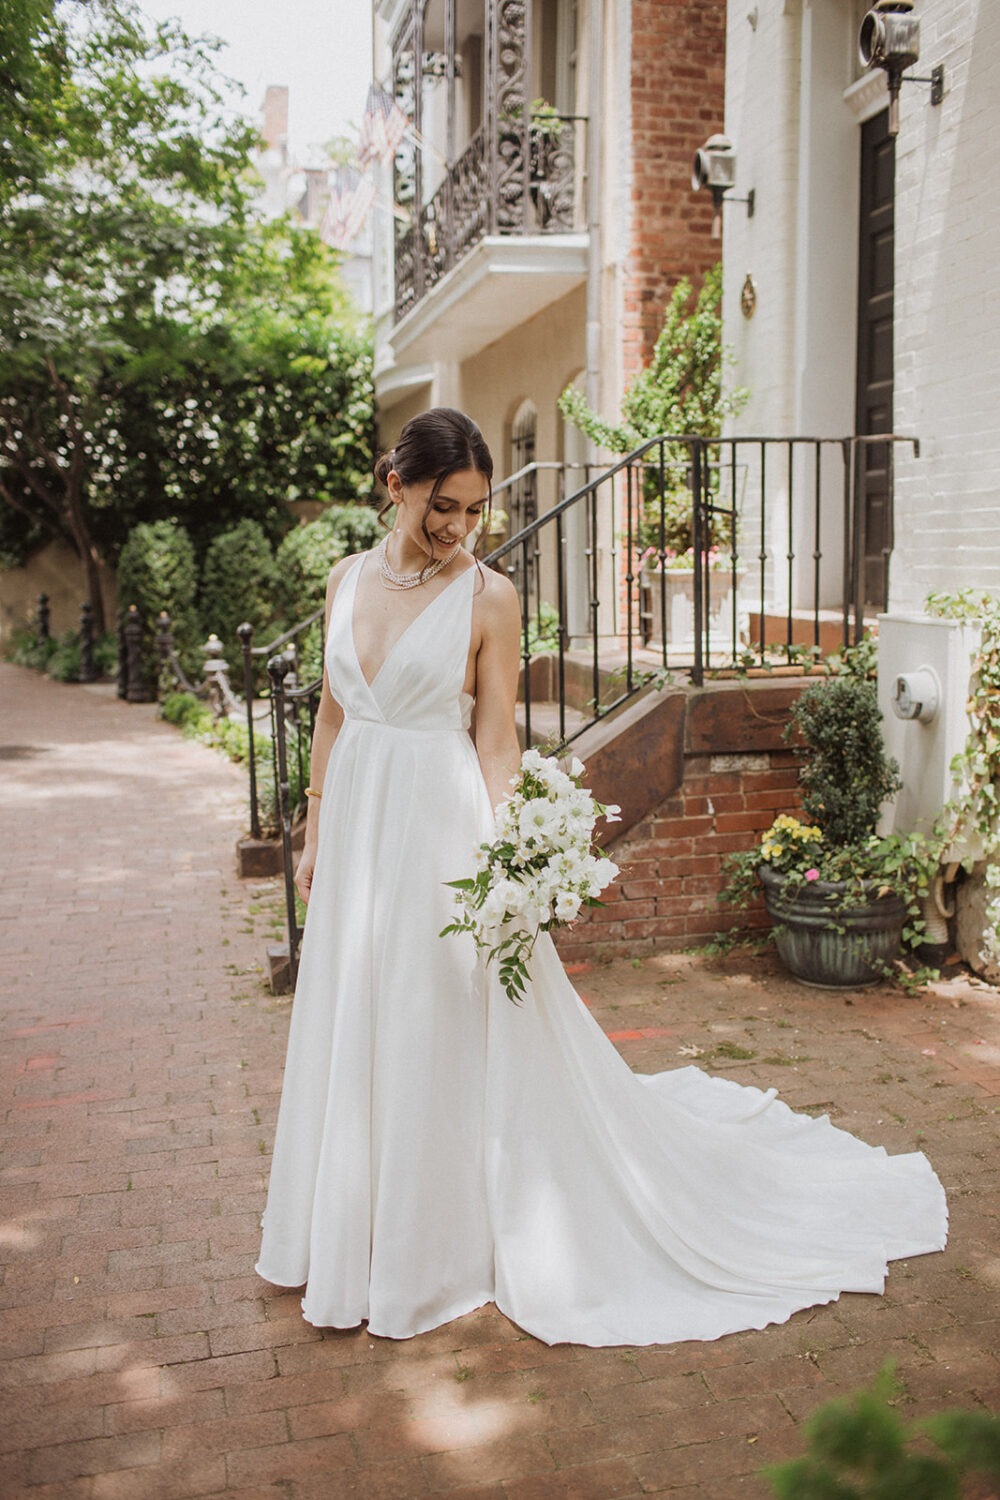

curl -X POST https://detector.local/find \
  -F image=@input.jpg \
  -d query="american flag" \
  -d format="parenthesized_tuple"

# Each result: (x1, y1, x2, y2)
(319, 165, 376, 251)
(356, 84, 410, 168)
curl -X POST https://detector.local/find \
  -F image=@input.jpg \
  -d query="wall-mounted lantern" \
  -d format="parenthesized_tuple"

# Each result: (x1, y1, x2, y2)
(858, 0, 944, 136)
(691, 135, 755, 239)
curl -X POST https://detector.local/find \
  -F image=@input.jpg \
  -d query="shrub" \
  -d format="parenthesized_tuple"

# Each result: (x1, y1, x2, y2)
(6, 627, 58, 671)
(45, 632, 81, 681)
(160, 691, 210, 730)
(200, 519, 280, 650)
(276, 503, 381, 621)
(787, 675, 901, 847)
(117, 520, 200, 685)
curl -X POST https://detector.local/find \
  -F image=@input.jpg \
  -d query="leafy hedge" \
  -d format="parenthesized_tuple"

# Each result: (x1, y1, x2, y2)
(276, 503, 382, 620)
(200, 519, 280, 651)
(117, 520, 201, 684)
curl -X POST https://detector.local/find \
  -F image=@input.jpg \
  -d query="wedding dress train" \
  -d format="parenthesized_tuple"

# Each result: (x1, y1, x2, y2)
(255, 554, 947, 1346)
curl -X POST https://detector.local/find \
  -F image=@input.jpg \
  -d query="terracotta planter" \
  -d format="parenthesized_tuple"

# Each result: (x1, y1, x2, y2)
(758, 863, 906, 989)
(641, 566, 746, 651)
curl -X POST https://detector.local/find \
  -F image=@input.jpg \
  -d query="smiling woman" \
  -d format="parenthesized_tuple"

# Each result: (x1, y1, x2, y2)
(255, 404, 947, 1350)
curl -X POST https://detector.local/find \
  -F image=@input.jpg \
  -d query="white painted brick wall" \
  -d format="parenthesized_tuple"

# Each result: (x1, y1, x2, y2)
(724, 0, 1000, 613)
(891, 0, 1000, 609)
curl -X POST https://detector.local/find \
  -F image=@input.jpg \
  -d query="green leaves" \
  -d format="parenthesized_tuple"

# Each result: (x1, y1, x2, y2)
(0, 0, 375, 602)
(787, 677, 902, 849)
(764, 1363, 1000, 1499)
(558, 264, 748, 454)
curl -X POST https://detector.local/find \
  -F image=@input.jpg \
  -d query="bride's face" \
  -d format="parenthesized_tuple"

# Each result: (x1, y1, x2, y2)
(390, 467, 491, 555)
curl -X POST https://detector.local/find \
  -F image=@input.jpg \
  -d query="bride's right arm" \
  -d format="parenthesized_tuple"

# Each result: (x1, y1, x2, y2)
(295, 560, 350, 903)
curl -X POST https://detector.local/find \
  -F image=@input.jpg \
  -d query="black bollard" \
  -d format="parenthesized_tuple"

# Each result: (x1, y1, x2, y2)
(124, 605, 150, 703)
(37, 593, 51, 643)
(79, 600, 97, 682)
(116, 610, 128, 699)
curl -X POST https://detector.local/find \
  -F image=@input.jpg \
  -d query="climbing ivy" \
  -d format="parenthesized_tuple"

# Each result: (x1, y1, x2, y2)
(925, 589, 1000, 967)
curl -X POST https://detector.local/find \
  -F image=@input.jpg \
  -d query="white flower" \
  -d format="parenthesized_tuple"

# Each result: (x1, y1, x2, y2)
(518, 797, 563, 843)
(554, 890, 583, 922)
(443, 747, 620, 1002)
(569, 756, 586, 779)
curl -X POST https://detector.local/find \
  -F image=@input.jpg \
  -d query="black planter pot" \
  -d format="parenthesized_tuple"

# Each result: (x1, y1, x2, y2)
(758, 863, 906, 989)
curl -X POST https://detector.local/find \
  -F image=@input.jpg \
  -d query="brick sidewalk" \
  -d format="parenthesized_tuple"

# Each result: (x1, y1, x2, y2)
(1, 661, 998, 1499)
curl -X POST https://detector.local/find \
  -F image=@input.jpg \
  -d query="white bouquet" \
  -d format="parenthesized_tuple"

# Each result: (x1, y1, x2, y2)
(441, 748, 621, 1002)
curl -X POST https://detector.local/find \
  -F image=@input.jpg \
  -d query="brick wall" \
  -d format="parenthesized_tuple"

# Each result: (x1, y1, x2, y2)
(623, 0, 728, 376)
(556, 678, 808, 961)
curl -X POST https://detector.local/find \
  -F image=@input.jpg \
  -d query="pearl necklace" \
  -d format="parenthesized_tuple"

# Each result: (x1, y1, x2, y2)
(378, 534, 462, 590)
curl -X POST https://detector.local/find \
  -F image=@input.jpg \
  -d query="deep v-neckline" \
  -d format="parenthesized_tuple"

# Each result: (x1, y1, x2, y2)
(349, 552, 474, 691)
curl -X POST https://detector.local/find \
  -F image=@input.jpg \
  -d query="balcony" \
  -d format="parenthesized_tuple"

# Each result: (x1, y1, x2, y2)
(387, 113, 589, 366)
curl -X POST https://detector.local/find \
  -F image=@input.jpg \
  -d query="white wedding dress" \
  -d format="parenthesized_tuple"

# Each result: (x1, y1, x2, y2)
(255, 554, 948, 1346)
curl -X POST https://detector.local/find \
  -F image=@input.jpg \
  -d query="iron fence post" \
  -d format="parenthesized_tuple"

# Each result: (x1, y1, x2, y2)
(691, 439, 705, 687)
(37, 593, 50, 643)
(237, 621, 262, 841)
(124, 606, 149, 702)
(268, 650, 301, 988)
(116, 610, 128, 699)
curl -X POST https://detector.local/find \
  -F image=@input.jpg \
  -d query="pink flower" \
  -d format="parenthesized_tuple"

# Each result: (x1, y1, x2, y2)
(804, 868, 820, 882)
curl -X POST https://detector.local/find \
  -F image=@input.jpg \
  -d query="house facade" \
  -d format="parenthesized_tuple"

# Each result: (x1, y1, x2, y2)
(720, 0, 1000, 617)
(370, 0, 727, 516)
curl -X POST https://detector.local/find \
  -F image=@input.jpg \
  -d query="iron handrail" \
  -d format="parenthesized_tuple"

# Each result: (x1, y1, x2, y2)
(484, 431, 921, 749)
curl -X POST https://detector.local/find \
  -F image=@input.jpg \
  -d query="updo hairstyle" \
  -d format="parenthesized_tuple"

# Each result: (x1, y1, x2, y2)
(374, 408, 494, 553)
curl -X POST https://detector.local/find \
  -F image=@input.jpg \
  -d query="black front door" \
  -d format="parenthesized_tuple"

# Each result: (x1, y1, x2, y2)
(855, 109, 895, 608)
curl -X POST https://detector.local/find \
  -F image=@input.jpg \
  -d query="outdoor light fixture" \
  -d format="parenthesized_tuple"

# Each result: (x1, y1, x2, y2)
(858, 0, 944, 136)
(691, 135, 754, 239)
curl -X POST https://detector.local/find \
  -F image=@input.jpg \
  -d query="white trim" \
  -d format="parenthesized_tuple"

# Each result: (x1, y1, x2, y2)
(387, 234, 589, 363)
(843, 69, 889, 122)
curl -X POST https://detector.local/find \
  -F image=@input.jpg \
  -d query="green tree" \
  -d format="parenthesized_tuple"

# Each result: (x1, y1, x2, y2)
(559, 265, 743, 451)
(0, 0, 375, 631)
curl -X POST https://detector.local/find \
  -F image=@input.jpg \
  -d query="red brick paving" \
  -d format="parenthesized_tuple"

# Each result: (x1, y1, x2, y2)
(1, 661, 998, 1498)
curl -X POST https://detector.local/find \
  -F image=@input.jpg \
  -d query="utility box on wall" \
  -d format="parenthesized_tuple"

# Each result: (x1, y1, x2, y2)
(876, 614, 981, 846)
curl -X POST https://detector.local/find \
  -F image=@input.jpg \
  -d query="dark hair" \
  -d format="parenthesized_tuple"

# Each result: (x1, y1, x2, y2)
(374, 409, 494, 565)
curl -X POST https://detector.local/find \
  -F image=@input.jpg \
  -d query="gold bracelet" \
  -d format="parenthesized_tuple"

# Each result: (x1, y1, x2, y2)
(305, 787, 323, 799)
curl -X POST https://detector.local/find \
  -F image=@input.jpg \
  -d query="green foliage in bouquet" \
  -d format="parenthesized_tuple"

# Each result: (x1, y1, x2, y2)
(441, 751, 619, 1003)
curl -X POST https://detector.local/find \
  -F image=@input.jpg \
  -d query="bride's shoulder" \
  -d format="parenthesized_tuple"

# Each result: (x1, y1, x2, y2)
(323, 549, 370, 609)
(472, 562, 520, 632)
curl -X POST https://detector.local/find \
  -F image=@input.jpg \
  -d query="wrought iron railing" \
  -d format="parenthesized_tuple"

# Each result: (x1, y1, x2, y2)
(485, 432, 920, 748)
(234, 611, 324, 842)
(394, 114, 586, 321)
(266, 650, 323, 988)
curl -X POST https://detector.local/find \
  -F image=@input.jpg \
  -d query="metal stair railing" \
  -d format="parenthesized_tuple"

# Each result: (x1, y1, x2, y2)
(485, 431, 921, 751)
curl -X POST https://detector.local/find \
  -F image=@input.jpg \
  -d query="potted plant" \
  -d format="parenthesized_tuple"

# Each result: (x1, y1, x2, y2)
(721, 670, 934, 987)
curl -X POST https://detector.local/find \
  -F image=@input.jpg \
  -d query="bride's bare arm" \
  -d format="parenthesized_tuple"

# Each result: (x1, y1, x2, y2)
(295, 560, 350, 902)
(473, 571, 523, 812)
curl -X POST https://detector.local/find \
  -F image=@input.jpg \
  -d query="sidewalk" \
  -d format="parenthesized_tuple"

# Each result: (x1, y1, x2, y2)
(1, 660, 998, 1500)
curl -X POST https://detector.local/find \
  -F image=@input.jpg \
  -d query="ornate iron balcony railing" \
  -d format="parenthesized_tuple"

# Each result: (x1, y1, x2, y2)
(394, 114, 586, 323)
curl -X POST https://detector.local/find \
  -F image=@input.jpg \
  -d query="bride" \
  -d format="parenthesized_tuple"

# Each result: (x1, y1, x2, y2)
(255, 406, 947, 1347)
